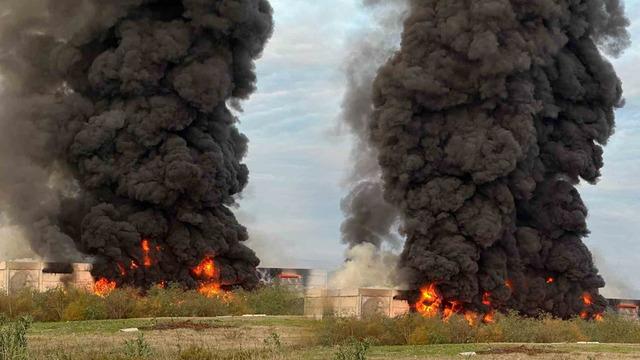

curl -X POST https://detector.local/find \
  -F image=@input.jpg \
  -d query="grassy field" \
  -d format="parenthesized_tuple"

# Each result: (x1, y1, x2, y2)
(17, 316, 640, 359)
(3, 288, 640, 359)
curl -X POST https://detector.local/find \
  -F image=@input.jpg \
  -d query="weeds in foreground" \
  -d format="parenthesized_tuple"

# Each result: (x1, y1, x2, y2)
(123, 334, 152, 359)
(0, 316, 31, 360)
(333, 338, 371, 360)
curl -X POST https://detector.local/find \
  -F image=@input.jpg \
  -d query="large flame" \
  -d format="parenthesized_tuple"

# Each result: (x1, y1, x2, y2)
(443, 301, 463, 321)
(198, 281, 222, 297)
(464, 311, 478, 326)
(93, 278, 116, 297)
(192, 257, 216, 278)
(141, 239, 152, 268)
(414, 283, 498, 326)
(192, 257, 222, 297)
(580, 292, 604, 321)
(415, 283, 442, 318)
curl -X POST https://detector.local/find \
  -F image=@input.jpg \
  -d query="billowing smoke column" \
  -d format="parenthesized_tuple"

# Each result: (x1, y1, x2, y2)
(332, 0, 406, 290)
(0, 0, 273, 290)
(370, 0, 629, 319)
(340, 0, 406, 251)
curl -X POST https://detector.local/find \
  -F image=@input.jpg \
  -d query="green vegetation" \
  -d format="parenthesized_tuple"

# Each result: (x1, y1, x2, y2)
(316, 312, 640, 346)
(0, 313, 637, 359)
(0, 285, 303, 322)
(333, 338, 371, 360)
(123, 333, 152, 359)
(0, 316, 30, 360)
(2, 286, 640, 358)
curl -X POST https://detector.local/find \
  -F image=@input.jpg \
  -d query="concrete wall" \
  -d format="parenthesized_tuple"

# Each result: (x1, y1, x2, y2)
(304, 288, 410, 319)
(608, 298, 640, 319)
(0, 261, 93, 294)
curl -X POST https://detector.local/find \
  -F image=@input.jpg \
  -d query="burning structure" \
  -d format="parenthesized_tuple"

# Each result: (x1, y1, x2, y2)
(359, 0, 630, 321)
(0, 260, 327, 298)
(0, 1, 273, 291)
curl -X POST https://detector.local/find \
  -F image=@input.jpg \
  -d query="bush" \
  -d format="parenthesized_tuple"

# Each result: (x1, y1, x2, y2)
(333, 338, 371, 360)
(123, 334, 152, 359)
(104, 288, 141, 319)
(0, 316, 31, 360)
(316, 312, 640, 346)
(0, 284, 305, 322)
(244, 286, 304, 315)
(0, 290, 36, 320)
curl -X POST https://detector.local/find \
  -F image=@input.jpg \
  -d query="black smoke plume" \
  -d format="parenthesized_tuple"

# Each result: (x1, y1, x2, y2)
(370, 0, 629, 318)
(0, 0, 273, 290)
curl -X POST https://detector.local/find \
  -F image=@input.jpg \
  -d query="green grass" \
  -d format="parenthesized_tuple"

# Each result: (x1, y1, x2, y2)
(12, 316, 640, 359)
(29, 316, 313, 336)
(292, 343, 640, 359)
(0, 285, 304, 323)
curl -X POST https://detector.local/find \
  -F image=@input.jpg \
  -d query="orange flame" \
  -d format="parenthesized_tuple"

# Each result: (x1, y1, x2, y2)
(415, 283, 442, 318)
(546, 277, 554, 284)
(482, 291, 492, 306)
(198, 281, 222, 297)
(192, 257, 217, 278)
(594, 313, 604, 321)
(580, 311, 590, 320)
(483, 311, 495, 324)
(443, 301, 463, 321)
(130, 260, 139, 270)
(582, 293, 593, 306)
(464, 311, 478, 326)
(93, 278, 116, 297)
(192, 257, 222, 297)
(141, 239, 152, 268)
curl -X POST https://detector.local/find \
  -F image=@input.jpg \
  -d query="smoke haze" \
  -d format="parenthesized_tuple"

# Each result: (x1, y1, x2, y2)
(369, 0, 629, 318)
(338, 0, 406, 251)
(0, 0, 273, 290)
(329, 243, 398, 289)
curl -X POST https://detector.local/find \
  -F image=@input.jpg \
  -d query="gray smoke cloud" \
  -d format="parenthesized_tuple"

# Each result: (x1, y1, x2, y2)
(0, 0, 273, 290)
(369, 0, 629, 318)
(339, 0, 406, 250)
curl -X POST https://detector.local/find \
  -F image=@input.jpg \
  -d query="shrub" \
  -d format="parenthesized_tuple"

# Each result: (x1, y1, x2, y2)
(579, 313, 640, 343)
(0, 290, 36, 320)
(315, 311, 640, 346)
(62, 294, 108, 321)
(0, 316, 31, 360)
(104, 288, 140, 319)
(123, 333, 152, 359)
(244, 286, 304, 315)
(333, 338, 371, 360)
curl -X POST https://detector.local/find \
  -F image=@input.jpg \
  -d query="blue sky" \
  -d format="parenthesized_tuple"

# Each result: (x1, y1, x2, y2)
(236, 0, 640, 298)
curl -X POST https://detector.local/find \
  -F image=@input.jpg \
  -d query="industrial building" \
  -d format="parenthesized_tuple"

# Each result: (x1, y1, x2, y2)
(0, 260, 94, 294)
(1, 259, 637, 322)
(303, 287, 410, 319)
(0, 260, 328, 295)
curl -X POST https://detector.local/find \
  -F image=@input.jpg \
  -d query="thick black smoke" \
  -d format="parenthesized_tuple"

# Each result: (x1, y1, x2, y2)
(0, 0, 273, 290)
(370, 0, 629, 318)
